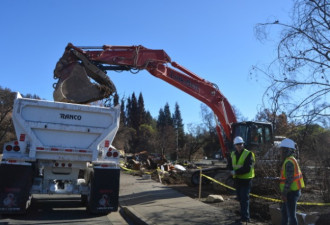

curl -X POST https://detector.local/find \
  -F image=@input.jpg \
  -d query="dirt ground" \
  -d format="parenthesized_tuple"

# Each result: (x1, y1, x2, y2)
(166, 183, 273, 224)
(164, 181, 330, 225)
(147, 162, 330, 225)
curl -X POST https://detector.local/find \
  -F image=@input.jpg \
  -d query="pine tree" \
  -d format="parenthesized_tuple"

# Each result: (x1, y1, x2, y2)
(157, 109, 165, 128)
(145, 111, 153, 125)
(120, 98, 126, 126)
(113, 93, 119, 106)
(130, 93, 139, 131)
(137, 92, 146, 125)
(163, 103, 173, 126)
(156, 103, 176, 159)
(126, 96, 132, 127)
(172, 102, 185, 148)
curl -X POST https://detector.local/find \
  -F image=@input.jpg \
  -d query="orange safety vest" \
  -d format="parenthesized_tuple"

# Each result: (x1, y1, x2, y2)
(280, 156, 305, 192)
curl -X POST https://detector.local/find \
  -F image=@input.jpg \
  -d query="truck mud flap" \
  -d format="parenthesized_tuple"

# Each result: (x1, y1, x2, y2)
(88, 168, 120, 214)
(0, 164, 33, 214)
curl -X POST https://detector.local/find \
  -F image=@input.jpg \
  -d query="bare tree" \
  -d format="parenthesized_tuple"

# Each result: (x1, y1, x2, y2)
(156, 125, 176, 158)
(255, 109, 294, 136)
(184, 123, 205, 161)
(254, 0, 330, 127)
(0, 87, 16, 151)
(200, 103, 247, 128)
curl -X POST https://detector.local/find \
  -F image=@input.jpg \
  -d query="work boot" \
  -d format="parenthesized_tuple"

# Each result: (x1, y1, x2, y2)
(235, 218, 250, 225)
(240, 218, 251, 224)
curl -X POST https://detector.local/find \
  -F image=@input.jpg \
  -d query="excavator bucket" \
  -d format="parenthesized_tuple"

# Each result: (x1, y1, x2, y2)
(53, 49, 116, 104)
(53, 63, 106, 103)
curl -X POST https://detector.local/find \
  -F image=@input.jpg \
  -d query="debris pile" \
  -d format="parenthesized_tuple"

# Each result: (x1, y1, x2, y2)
(122, 151, 189, 184)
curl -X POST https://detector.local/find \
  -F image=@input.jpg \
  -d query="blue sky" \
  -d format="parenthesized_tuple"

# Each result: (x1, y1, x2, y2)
(0, 0, 293, 128)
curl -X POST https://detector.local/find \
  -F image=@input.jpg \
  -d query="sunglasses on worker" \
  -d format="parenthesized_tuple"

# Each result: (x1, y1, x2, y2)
(235, 143, 243, 146)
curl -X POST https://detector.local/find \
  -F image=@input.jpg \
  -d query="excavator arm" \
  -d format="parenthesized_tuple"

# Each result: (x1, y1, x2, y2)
(53, 43, 237, 158)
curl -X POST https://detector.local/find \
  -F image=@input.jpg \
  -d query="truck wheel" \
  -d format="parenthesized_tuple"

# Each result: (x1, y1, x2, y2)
(191, 172, 200, 186)
(183, 171, 197, 187)
(184, 171, 209, 187)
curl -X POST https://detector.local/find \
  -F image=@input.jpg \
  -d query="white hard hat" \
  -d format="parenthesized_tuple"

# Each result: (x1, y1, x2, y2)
(279, 138, 296, 150)
(233, 136, 244, 145)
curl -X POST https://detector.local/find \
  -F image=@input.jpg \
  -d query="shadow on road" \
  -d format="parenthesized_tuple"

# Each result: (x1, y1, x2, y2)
(1, 196, 107, 224)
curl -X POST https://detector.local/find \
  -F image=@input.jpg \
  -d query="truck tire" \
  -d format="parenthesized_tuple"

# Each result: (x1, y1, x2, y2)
(191, 171, 200, 186)
(184, 169, 215, 187)
(187, 171, 211, 186)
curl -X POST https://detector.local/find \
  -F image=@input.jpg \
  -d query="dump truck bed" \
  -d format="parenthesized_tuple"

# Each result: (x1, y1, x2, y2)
(10, 93, 120, 162)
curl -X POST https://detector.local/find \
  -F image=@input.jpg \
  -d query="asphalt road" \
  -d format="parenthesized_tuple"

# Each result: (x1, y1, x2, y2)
(0, 195, 131, 225)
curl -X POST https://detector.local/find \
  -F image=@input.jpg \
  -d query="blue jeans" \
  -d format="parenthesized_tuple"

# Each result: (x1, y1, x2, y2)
(235, 179, 252, 221)
(281, 190, 301, 225)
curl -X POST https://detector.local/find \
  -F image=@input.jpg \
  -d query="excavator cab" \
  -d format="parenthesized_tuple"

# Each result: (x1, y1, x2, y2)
(232, 121, 274, 155)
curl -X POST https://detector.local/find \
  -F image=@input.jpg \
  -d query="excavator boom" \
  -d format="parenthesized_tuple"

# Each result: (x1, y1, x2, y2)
(53, 43, 237, 157)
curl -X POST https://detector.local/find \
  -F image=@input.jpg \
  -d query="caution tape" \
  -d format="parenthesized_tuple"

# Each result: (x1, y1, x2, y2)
(157, 168, 165, 179)
(201, 174, 236, 191)
(120, 165, 137, 173)
(120, 165, 330, 206)
(201, 174, 330, 206)
(120, 165, 169, 180)
(119, 165, 154, 174)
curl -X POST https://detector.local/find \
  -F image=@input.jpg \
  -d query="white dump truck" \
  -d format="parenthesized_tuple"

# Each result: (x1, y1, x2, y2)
(0, 93, 121, 214)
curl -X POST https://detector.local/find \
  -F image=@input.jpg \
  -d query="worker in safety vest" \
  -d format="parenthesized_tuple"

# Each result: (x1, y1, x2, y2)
(228, 136, 255, 224)
(279, 138, 304, 225)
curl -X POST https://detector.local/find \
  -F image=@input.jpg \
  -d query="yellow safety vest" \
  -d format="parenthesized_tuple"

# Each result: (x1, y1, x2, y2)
(280, 156, 305, 192)
(231, 149, 255, 179)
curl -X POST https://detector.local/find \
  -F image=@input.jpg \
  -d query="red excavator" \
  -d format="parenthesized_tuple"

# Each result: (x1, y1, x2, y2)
(53, 43, 276, 186)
